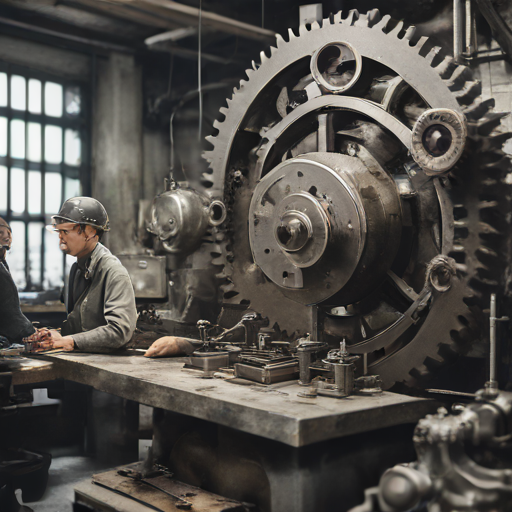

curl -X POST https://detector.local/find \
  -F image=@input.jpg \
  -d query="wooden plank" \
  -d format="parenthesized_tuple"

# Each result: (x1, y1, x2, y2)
(75, 464, 245, 511)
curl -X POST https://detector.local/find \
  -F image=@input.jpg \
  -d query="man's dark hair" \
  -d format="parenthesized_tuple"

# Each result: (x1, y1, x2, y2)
(77, 224, 103, 241)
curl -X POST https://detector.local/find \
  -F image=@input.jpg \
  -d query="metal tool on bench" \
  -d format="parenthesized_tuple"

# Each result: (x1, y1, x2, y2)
(234, 347, 299, 384)
(185, 320, 231, 375)
(297, 340, 383, 399)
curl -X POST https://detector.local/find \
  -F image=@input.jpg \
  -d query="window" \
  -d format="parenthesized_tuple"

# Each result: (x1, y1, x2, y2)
(0, 64, 89, 291)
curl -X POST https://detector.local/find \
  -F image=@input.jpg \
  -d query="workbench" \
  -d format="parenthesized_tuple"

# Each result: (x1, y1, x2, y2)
(10, 352, 440, 511)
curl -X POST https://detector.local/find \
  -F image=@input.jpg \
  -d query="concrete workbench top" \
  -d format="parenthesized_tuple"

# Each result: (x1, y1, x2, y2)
(26, 352, 439, 447)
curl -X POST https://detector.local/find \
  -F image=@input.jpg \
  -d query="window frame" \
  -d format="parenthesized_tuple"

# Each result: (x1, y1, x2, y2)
(0, 61, 91, 291)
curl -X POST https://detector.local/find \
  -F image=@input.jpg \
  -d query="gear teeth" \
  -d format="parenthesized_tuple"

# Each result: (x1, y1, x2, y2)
(367, 8, 381, 28)
(446, 65, 471, 91)
(219, 107, 228, 117)
(455, 263, 468, 273)
(487, 132, 512, 148)
(205, 134, 216, 146)
(299, 23, 309, 36)
(425, 46, 441, 65)
(388, 20, 405, 38)
(259, 50, 268, 64)
(454, 80, 482, 105)
(413, 36, 429, 53)
(287, 27, 296, 42)
(464, 98, 495, 120)
(201, 172, 214, 184)
(353, 13, 368, 28)
(251, 60, 258, 70)
(275, 33, 285, 50)
(478, 200, 499, 209)
(404, 25, 417, 41)
(311, 20, 322, 30)
(332, 11, 343, 24)
(245, 68, 255, 80)
(374, 13, 392, 32)
(477, 113, 509, 136)
(483, 155, 510, 171)
(477, 246, 498, 258)
(344, 9, 359, 26)
(479, 221, 500, 235)
(214, 231, 226, 242)
(410, 364, 430, 380)
(434, 56, 457, 79)
(213, 119, 222, 130)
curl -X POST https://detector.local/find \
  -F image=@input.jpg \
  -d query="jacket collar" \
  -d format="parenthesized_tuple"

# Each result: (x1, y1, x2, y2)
(84, 243, 111, 280)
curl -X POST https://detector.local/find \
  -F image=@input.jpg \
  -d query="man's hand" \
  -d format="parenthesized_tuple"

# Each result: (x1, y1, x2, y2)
(144, 336, 187, 358)
(48, 330, 75, 351)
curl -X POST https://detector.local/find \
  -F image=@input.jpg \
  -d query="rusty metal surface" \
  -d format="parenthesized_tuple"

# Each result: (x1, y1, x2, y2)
(41, 352, 438, 447)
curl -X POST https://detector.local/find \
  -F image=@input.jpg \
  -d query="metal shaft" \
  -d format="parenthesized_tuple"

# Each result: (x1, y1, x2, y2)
(490, 293, 497, 383)
(453, 0, 463, 61)
(465, 0, 472, 54)
(298, 350, 312, 385)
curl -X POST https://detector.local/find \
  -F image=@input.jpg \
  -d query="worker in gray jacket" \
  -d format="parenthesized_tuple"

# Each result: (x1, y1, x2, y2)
(46, 197, 137, 353)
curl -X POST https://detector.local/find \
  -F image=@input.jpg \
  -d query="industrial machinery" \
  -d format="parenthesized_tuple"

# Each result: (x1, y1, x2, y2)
(350, 295, 512, 512)
(142, 6, 512, 394)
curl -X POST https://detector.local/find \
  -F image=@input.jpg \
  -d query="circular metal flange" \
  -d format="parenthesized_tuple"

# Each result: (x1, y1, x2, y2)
(274, 194, 328, 267)
(310, 41, 362, 94)
(275, 209, 313, 253)
(208, 200, 227, 226)
(249, 154, 366, 300)
(410, 108, 467, 175)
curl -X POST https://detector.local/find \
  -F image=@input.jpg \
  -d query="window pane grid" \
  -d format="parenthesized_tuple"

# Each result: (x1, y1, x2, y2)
(0, 63, 88, 291)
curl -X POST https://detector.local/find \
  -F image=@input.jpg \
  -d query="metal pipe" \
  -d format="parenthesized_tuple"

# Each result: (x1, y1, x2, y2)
(454, 0, 463, 61)
(490, 293, 497, 383)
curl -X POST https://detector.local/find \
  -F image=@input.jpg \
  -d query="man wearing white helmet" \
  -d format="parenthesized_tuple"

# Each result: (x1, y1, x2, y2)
(45, 197, 137, 353)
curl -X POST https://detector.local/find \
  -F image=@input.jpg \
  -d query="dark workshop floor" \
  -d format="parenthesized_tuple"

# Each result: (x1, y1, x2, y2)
(24, 455, 114, 512)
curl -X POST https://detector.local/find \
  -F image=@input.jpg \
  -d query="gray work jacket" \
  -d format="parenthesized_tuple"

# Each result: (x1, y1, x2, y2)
(62, 243, 137, 353)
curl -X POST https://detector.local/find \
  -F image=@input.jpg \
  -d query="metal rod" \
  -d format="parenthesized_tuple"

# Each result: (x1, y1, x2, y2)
(454, 0, 463, 61)
(465, 0, 473, 54)
(490, 293, 497, 383)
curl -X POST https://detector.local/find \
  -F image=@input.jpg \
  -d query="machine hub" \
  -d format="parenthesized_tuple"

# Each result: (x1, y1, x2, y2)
(248, 152, 402, 305)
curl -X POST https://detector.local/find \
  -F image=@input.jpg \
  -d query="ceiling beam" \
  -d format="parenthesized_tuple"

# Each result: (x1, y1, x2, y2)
(60, 0, 182, 30)
(100, 0, 277, 43)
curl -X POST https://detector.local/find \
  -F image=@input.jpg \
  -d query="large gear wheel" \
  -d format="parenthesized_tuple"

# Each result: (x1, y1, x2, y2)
(203, 9, 512, 389)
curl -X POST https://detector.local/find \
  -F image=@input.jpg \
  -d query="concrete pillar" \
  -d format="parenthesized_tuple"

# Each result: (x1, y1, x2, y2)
(92, 53, 143, 255)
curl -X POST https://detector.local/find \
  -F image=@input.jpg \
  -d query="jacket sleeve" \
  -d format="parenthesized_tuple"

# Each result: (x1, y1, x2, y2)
(71, 271, 137, 353)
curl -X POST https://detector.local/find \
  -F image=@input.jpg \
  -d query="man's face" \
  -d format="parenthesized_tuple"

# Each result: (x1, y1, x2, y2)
(54, 223, 89, 257)
(0, 221, 12, 252)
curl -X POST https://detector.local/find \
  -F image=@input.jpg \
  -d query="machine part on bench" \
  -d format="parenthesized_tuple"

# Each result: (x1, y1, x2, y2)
(203, 8, 512, 389)
(355, 375, 383, 395)
(297, 337, 329, 386)
(234, 359, 299, 384)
